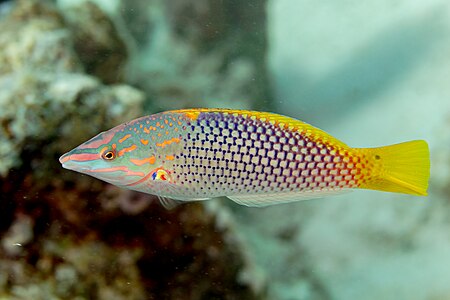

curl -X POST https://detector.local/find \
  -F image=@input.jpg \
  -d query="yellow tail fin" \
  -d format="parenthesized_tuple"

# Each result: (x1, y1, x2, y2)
(358, 140, 430, 196)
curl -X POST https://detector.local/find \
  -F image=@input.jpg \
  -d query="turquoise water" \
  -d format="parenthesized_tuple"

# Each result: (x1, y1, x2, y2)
(267, 1, 449, 299)
(0, 0, 448, 299)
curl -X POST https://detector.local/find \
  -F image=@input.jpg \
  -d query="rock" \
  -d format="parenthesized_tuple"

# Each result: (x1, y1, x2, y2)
(0, 0, 144, 176)
(1, 214, 33, 256)
(61, 1, 128, 84)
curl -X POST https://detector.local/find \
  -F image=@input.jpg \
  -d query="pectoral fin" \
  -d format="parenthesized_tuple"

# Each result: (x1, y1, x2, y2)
(157, 196, 183, 210)
(157, 196, 212, 209)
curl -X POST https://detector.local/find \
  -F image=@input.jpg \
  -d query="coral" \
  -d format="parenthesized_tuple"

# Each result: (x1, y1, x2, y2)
(1, 214, 33, 257)
(1, 233, 146, 300)
(0, 0, 80, 75)
(0, 0, 143, 177)
(61, 1, 128, 84)
(0, 173, 261, 299)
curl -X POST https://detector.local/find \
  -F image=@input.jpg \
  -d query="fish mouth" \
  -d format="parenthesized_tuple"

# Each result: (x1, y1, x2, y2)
(59, 152, 92, 172)
(59, 152, 71, 164)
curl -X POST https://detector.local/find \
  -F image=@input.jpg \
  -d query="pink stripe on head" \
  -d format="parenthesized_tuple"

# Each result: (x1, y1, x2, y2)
(78, 125, 123, 149)
(125, 171, 153, 186)
(89, 166, 145, 177)
(66, 153, 100, 162)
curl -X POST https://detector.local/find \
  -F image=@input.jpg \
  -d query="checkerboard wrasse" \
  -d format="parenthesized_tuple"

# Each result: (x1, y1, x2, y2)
(59, 109, 430, 208)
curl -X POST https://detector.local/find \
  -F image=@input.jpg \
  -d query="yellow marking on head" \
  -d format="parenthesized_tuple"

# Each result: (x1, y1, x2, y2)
(99, 146, 109, 155)
(140, 139, 149, 145)
(117, 144, 137, 156)
(156, 122, 161, 127)
(164, 119, 169, 124)
(144, 127, 150, 134)
(130, 156, 156, 166)
(165, 155, 175, 160)
(118, 134, 132, 144)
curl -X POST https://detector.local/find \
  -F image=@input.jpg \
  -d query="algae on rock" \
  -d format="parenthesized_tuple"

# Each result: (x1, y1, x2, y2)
(0, 0, 143, 177)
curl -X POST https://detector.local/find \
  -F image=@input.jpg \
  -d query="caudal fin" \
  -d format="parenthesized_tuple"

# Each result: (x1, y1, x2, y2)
(358, 140, 430, 196)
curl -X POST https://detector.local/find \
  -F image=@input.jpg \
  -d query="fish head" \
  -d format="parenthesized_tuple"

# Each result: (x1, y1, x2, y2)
(59, 122, 156, 187)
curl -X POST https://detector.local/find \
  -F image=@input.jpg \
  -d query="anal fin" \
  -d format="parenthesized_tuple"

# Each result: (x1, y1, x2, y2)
(227, 188, 349, 207)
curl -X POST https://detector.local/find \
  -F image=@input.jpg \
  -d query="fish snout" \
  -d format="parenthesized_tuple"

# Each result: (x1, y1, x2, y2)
(59, 151, 95, 172)
(59, 152, 71, 165)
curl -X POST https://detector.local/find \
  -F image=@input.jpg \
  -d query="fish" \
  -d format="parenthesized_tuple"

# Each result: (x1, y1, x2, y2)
(59, 108, 430, 208)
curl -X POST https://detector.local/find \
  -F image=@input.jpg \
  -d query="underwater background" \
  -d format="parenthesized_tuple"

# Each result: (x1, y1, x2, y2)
(0, 0, 448, 299)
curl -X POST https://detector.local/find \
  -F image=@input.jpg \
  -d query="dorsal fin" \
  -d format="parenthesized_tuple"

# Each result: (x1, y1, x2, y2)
(168, 108, 350, 150)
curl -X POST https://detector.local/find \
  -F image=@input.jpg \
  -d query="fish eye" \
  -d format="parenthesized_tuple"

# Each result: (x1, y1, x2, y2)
(102, 150, 116, 160)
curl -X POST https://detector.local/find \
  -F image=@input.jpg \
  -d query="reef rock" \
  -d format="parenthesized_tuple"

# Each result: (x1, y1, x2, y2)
(0, 0, 143, 177)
